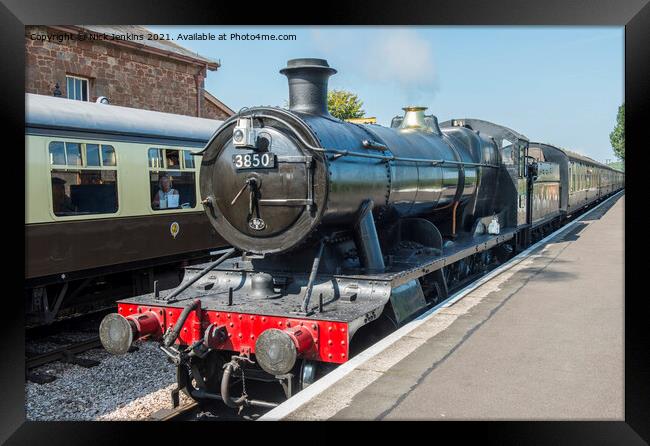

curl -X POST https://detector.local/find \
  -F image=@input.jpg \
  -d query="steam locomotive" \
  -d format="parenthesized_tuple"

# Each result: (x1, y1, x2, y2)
(98, 58, 623, 409)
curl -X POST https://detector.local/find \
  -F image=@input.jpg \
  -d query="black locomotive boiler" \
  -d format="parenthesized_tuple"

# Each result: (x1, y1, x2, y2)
(99, 58, 623, 408)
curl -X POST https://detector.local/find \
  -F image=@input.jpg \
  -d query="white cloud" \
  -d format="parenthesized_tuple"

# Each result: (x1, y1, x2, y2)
(309, 28, 439, 106)
(362, 29, 437, 91)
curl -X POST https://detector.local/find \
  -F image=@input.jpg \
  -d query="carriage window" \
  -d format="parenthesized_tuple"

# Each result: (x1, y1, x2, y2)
(66, 143, 82, 166)
(166, 149, 181, 170)
(86, 144, 101, 166)
(184, 150, 195, 169)
(149, 148, 196, 211)
(51, 170, 118, 216)
(48, 141, 84, 166)
(49, 141, 119, 217)
(148, 148, 163, 169)
(577, 165, 581, 189)
(49, 141, 66, 165)
(102, 145, 116, 166)
(149, 171, 196, 210)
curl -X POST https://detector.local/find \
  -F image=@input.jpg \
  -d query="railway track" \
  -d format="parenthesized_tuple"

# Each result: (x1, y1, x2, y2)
(26, 336, 104, 384)
(25, 311, 109, 383)
(148, 399, 271, 421)
(148, 401, 199, 421)
(27, 336, 102, 370)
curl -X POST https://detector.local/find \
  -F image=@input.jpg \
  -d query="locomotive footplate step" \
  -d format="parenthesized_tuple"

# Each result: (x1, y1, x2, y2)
(264, 194, 624, 420)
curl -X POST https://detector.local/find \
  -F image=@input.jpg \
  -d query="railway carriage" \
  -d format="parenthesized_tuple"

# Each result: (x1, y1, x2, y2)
(97, 58, 623, 409)
(527, 142, 624, 222)
(565, 149, 624, 213)
(25, 94, 227, 325)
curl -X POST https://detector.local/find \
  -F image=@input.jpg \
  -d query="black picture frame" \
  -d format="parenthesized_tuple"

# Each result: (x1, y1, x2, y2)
(3, 0, 648, 443)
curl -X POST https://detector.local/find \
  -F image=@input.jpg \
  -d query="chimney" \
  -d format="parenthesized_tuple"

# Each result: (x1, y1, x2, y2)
(280, 58, 337, 116)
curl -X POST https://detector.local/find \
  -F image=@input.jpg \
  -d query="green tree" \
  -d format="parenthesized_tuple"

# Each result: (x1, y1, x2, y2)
(609, 103, 624, 160)
(327, 89, 365, 120)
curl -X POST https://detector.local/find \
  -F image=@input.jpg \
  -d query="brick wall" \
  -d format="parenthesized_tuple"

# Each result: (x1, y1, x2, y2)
(25, 26, 229, 119)
(203, 98, 231, 120)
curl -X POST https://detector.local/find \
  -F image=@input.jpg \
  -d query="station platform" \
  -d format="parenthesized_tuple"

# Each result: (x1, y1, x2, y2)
(264, 193, 624, 420)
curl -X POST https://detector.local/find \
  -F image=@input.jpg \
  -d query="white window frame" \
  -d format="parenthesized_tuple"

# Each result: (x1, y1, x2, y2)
(47, 140, 120, 219)
(148, 147, 199, 212)
(66, 74, 90, 101)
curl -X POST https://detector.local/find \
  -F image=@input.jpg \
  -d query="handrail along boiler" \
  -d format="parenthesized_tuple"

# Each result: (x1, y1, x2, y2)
(99, 58, 624, 408)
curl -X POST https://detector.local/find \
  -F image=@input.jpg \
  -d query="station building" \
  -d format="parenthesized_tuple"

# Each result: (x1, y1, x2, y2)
(25, 25, 234, 119)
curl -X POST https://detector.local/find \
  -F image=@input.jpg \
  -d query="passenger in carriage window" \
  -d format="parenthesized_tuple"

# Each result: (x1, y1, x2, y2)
(81, 173, 103, 185)
(152, 173, 180, 209)
(166, 150, 180, 169)
(51, 177, 76, 214)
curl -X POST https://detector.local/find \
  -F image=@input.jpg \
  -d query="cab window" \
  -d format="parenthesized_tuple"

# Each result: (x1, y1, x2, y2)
(148, 148, 197, 211)
(49, 141, 119, 217)
(501, 139, 514, 166)
(518, 144, 527, 178)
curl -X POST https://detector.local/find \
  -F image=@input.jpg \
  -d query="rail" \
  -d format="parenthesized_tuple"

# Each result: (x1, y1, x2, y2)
(148, 401, 199, 421)
(26, 336, 103, 370)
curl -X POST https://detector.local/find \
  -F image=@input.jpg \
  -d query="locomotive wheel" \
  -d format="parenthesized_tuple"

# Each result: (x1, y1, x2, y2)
(495, 243, 515, 263)
(298, 360, 318, 391)
(298, 359, 337, 391)
(348, 306, 399, 357)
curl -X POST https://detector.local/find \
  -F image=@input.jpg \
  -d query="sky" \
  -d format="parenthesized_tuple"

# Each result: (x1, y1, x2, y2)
(148, 26, 624, 163)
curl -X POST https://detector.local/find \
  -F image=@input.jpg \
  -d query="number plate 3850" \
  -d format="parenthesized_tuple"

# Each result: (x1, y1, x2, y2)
(232, 153, 276, 169)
